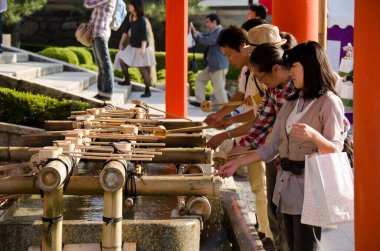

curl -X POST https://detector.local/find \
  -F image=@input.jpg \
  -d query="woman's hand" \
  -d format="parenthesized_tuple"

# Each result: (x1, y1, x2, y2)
(213, 117, 233, 130)
(204, 112, 222, 125)
(140, 48, 146, 57)
(206, 133, 227, 150)
(218, 159, 242, 178)
(291, 123, 317, 140)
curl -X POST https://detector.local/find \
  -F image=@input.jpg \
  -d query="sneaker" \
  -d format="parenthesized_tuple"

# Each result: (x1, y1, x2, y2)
(118, 80, 131, 86)
(93, 94, 111, 101)
(140, 92, 151, 98)
(189, 101, 201, 107)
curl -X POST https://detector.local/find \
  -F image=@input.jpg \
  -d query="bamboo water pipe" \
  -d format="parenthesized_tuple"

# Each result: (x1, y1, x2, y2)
(38, 152, 76, 192)
(131, 99, 192, 121)
(74, 145, 163, 155)
(151, 148, 212, 164)
(37, 149, 74, 251)
(0, 147, 35, 162)
(100, 160, 126, 251)
(0, 175, 222, 197)
(41, 187, 64, 251)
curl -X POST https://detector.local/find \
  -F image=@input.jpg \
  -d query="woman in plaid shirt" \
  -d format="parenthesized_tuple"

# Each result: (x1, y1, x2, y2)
(228, 43, 296, 251)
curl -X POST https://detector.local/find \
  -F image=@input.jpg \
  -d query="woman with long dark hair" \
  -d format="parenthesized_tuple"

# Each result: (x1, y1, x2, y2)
(219, 41, 345, 251)
(114, 0, 156, 97)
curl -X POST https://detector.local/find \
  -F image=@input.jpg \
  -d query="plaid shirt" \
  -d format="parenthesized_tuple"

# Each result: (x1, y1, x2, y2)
(239, 79, 296, 148)
(84, 0, 116, 40)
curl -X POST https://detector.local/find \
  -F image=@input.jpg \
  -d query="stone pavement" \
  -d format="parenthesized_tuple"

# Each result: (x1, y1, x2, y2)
(124, 90, 355, 251)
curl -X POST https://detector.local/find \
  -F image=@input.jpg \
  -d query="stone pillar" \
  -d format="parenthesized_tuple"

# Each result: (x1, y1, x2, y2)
(272, 0, 318, 43)
(165, 0, 188, 118)
(354, 1, 380, 250)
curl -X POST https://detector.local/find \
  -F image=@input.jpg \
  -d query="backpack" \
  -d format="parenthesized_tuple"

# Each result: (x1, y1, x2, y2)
(110, 0, 127, 31)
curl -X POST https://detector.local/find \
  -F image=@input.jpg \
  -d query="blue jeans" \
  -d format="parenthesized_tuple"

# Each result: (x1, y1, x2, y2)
(92, 37, 113, 96)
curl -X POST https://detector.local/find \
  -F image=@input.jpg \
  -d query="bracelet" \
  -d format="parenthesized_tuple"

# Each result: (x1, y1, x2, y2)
(227, 131, 232, 139)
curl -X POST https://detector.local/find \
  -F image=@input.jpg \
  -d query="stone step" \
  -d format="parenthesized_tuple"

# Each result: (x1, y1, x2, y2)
(0, 52, 29, 64)
(79, 81, 132, 107)
(29, 72, 97, 93)
(0, 62, 63, 80)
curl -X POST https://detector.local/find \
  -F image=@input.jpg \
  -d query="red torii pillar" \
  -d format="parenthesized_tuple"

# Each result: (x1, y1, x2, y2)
(272, 0, 318, 43)
(165, 0, 188, 118)
(354, 1, 380, 250)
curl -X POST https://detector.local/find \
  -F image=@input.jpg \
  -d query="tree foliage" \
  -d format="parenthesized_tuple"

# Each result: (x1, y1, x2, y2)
(3, 0, 47, 30)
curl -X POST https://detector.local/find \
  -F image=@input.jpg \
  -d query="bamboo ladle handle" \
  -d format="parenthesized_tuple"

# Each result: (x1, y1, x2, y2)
(200, 100, 245, 112)
(167, 125, 213, 133)
(131, 99, 192, 121)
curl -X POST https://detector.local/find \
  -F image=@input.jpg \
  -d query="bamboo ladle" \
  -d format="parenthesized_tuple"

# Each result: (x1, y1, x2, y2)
(200, 100, 244, 112)
(131, 99, 192, 121)
(153, 125, 212, 136)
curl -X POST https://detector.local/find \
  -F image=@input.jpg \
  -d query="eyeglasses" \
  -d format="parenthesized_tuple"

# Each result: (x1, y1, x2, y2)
(253, 73, 265, 97)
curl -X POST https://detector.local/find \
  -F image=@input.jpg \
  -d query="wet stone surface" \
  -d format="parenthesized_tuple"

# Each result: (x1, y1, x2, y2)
(0, 162, 234, 250)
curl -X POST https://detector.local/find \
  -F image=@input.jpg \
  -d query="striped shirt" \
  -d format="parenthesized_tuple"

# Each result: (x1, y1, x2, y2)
(239, 79, 296, 148)
(84, 0, 116, 40)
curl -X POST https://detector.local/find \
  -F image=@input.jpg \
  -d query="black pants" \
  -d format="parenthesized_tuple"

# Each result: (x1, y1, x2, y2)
(266, 159, 289, 251)
(282, 214, 321, 251)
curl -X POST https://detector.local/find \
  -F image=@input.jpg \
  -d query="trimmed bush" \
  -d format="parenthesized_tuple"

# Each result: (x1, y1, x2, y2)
(128, 68, 143, 83)
(66, 46, 93, 65)
(80, 64, 98, 72)
(0, 88, 91, 128)
(188, 71, 213, 99)
(37, 47, 80, 65)
(156, 69, 166, 83)
(155, 51, 166, 71)
(109, 48, 119, 63)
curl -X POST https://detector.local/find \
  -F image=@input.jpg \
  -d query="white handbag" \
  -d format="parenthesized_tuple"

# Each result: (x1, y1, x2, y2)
(301, 152, 354, 227)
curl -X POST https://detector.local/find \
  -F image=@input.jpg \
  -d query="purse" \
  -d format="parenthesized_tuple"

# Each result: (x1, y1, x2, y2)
(75, 22, 94, 47)
(301, 152, 354, 227)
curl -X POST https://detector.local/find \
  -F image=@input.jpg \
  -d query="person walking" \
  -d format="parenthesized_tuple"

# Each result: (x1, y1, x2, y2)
(114, 0, 156, 98)
(219, 41, 346, 251)
(84, 0, 116, 101)
(189, 13, 228, 108)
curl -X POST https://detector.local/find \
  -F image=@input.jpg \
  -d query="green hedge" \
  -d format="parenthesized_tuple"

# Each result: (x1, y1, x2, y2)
(66, 46, 94, 65)
(37, 47, 80, 66)
(0, 88, 91, 128)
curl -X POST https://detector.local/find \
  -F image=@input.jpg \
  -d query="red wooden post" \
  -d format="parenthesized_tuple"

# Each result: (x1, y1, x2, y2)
(354, 1, 380, 250)
(165, 0, 188, 118)
(272, 0, 318, 43)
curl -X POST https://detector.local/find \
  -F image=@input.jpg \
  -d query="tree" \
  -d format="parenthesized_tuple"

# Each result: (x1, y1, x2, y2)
(3, 0, 47, 47)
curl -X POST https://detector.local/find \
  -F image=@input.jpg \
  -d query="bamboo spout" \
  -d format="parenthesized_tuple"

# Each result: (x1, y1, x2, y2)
(38, 155, 76, 192)
(41, 187, 64, 251)
(100, 160, 127, 192)
(100, 161, 126, 251)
